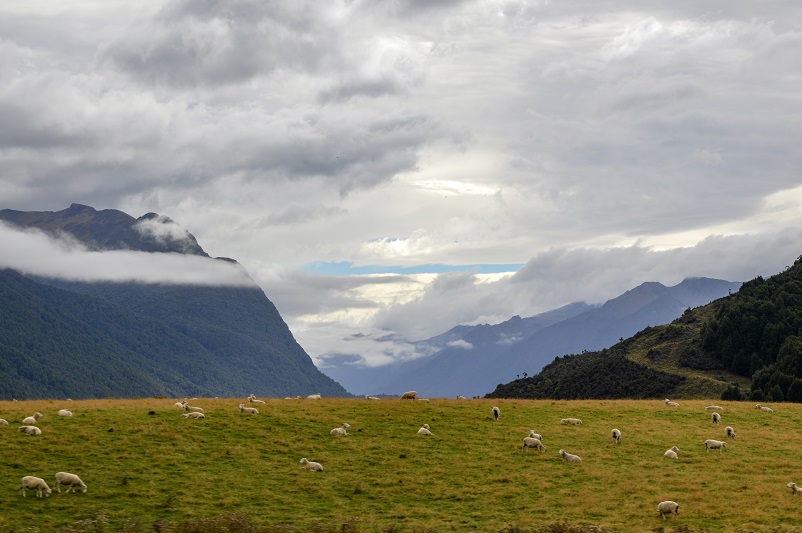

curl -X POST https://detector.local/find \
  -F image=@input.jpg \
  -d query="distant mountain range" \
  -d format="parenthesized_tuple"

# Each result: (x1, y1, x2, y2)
(0, 204, 349, 399)
(321, 278, 741, 397)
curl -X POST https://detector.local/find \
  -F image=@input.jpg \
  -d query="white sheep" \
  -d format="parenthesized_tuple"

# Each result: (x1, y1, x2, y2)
(665, 399, 680, 408)
(611, 428, 621, 444)
(705, 405, 723, 411)
(657, 500, 679, 519)
(19, 476, 51, 498)
(182, 402, 205, 414)
(365, 396, 381, 400)
(725, 426, 736, 439)
(528, 430, 543, 441)
(58, 409, 73, 417)
(705, 439, 727, 453)
(55, 472, 87, 493)
(21, 412, 43, 425)
(400, 391, 417, 400)
(457, 395, 466, 399)
(523, 437, 546, 452)
(306, 393, 322, 400)
(239, 404, 259, 415)
(787, 482, 802, 495)
(181, 412, 205, 419)
(330, 423, 350, 436)
(492, 406, 500, 420)
(417, 424, 433, 436)
(558, 449, 582, 463)
(664, 446, 679, 459)
(417, 398, 431, 403)
(300, 458, 323, 471)
(18, 425, 42, 436)
(561, 418, 582, 425)
(711, 412, 721, 425)
(174, 401, 186, 409)
(247, 394, 266, 405)
(755, 404, 774, 413)
(0, 419, 8, 426)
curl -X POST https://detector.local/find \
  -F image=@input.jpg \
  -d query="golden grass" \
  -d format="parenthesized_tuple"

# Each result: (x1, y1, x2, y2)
(1, 397, 802, 532)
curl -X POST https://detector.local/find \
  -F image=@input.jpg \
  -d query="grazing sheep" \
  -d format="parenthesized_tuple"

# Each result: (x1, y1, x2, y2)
(665, 399, 680, 408)
(528, 430, 543, 441)
(239, 404, 259, 415)
(664, 446, 679, 459)
(58, 409, 73, 417)
(611, 429, 621, 444)
(18, 425, 42, 436)
(756, 404, 774, 413)
(330, 423, 350, 436)
(55, 472, 87, 493)
(180, 412, 205, 419)
(19, 476, 51, 498)
(0, 419, 8, 426)
(417, 424, 433, 436)
(725, 426, 736, 439)
(558, 449, 582, 463)
(247, 394, 266, 405)
(561, 418, 582, 425)
(400, 391, 417, 400)
(657, 500, 679, 519)
(300, 458, 323, 471)
(307, 393, 322, 400)
(787, 482, 802, 496)
(705, 405, 723, 411)
(705, 439, 727, 453)
(365, 396, 381, 400)
(182, 402, 205, 414)
(457, 395, 466, 399)
(711, 412, 721, 425)
(492, 406, 500, 420)
(523, 437, 546, 452)
(21, 412, 43, 425)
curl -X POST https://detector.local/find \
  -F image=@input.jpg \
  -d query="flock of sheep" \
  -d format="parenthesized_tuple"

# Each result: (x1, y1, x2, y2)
(6, 393, 799, 525)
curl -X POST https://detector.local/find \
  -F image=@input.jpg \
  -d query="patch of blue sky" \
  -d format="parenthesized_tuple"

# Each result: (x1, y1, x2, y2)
(303, 261, 524, 276)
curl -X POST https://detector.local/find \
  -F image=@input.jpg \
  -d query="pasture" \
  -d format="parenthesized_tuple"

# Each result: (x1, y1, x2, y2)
(1, 397, 802, 532)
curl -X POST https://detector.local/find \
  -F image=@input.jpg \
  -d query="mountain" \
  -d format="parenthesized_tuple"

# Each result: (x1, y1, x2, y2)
(325, 278, 739, 398)
(0, 204, 348, 399)
(488, 255, 802, 401)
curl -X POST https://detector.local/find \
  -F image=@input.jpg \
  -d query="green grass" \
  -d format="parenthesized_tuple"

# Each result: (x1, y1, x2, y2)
(2, 398, 802, 532)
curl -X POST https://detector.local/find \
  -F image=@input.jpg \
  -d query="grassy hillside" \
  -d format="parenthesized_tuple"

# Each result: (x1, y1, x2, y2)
(2, 398, 802, 532)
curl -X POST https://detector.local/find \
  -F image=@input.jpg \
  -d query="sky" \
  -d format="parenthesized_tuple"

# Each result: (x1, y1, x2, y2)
(1, 0, 802, 371)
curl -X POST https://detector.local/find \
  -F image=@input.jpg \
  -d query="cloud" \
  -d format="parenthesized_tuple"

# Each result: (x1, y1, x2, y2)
(447, 339, 473, 350)
(0, 222, 254, 287)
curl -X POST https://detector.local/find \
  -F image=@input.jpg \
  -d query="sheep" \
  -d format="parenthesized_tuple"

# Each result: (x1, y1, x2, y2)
(787, 482, 802, 496)
(725, 426, 736, 439)
(182, 402, 205, 414)
(247, 394, 266, 405)
(174, 401, 186, 409)
(365, 396, 381, 400)
(664, 446, 679, 459)
(705, 439, 727, 453)
(180, 412, 205, 419)
(561, 418, 582, 425)
(18, 425, 42, 436)
(523, 437, 546, 452)
(417, 398, 431, 402)
(528, 430, 543, 441)
(58, 409, 73, 417)
(664, 399, 680, 408)
(19, 476, 51, 498)
(492, 406, 500, 420)
(330, 423, 350, 436)
(55, 472, 87, 493)
(239, 404, 259, 415)
(306, 393, 322, 400)
(0, 418, 8, 426)
(300, 458, 323, 471)
(400, 391, 417, 400)
(657, 500, 679, 519)
(558, 449, 582, 463)
(611, 428, 621, 444)
(755, 404, 774, 413)
(21, 412, 43, 425)
(417, 424, 433, 436)
(711, 412, 721, 425)
(457, 395, 466, 399)
(705, 405, 723, 411)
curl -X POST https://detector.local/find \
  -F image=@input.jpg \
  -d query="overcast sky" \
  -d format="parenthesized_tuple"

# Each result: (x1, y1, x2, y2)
(2, 0, 801, 369)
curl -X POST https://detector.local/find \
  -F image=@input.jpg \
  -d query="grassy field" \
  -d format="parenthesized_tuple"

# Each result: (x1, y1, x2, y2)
(2, 397, 802, 532)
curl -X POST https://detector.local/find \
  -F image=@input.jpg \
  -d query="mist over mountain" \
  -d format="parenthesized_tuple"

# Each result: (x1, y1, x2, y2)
(322, 278, 740, 397)
(0, 204, 348, 399)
